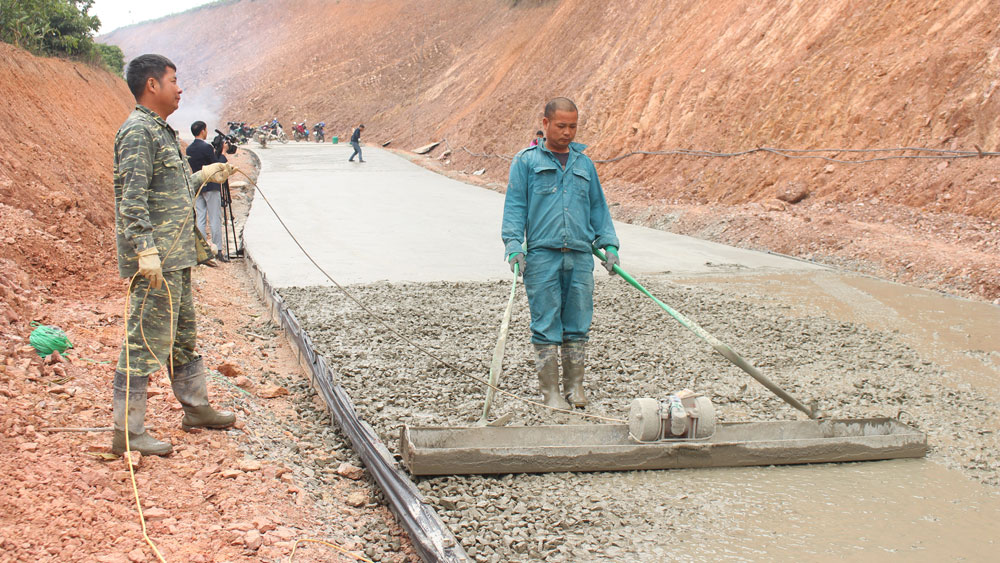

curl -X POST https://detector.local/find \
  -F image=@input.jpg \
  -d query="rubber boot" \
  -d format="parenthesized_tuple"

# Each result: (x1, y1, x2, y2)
(561, 341, 589, 408)
(534, 344, 571, 410)
(111, 371, 173, 456)
(169, 358, 236, 431)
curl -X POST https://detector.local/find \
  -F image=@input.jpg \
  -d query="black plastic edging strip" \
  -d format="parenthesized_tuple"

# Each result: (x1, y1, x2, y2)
(243, 250, 468, 563)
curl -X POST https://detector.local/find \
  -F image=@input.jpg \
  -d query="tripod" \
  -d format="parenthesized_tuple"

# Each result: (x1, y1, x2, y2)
(220, 180, 243, 260)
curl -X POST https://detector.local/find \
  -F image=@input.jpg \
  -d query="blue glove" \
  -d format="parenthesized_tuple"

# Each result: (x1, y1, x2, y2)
(601, 247, 619, 275)
(508, 252, 525, 276)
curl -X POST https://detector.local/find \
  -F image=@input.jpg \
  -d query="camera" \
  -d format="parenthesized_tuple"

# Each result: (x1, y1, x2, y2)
(212, 129, 239, 156)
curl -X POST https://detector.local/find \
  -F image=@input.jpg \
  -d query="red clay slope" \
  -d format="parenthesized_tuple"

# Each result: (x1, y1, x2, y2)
(0, 43, 134, 329)
(104, 0, 1000, 298)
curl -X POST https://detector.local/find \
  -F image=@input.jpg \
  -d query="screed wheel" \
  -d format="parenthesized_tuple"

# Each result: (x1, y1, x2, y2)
(629, 398, 661, 442)
(693, 396, 716, 438)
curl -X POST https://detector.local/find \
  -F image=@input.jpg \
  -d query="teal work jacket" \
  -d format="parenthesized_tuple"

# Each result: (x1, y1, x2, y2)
(501, 141, 619, 258)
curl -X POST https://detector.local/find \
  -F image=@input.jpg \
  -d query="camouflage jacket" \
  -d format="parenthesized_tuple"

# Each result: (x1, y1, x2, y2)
(114, 105, 210, 277)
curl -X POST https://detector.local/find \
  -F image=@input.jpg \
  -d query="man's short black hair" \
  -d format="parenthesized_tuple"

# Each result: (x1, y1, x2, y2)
(191, 121, 206, 137)
(535, 130, 544, 135)
(125, 54, 176, 101)
(543, 97, 578, 118)
(359, 124, 365, 128)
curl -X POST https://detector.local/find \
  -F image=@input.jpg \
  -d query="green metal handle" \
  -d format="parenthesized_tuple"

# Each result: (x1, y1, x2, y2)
(592, 247, 816, 419)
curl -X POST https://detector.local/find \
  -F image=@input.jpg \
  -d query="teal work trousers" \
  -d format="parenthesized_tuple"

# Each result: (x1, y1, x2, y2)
(523, 248, 594, 345)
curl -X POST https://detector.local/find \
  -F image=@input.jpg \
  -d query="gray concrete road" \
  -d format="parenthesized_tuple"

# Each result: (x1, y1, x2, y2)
(243, 143, 821, 287)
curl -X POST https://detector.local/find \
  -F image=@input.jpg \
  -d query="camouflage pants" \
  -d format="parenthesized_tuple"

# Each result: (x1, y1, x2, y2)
(116, 268, 199, 378)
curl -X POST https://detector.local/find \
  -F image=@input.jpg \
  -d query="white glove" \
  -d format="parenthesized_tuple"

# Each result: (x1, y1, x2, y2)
(200, 163, 234, 184)
(137, 248, 164, 289)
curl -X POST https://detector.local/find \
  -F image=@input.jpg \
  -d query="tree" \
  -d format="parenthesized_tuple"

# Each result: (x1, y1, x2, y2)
(95, 43, 124, 76)
(0, 0, 119, 74)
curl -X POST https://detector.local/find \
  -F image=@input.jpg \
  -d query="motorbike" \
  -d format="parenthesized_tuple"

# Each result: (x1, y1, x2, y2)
(257, 123, 288, 145)
(274, 124, 288, 143)
(313, 125, 325, 143)
(228, 121, 253, 144)
(292, 123, 309, 142)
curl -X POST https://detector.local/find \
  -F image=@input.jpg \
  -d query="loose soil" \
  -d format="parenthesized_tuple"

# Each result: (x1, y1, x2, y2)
(0, 49, 415, 558)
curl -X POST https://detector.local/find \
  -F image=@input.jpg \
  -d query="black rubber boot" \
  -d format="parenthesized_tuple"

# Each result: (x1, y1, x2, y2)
(111, 371, 173, 456)
(561, 341, 589, 407)
(169, 358, 236, 431)
(534, 344, 571, 410)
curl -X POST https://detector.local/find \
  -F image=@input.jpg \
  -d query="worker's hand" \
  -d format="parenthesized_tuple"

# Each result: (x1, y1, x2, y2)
(137, 248, 165, 289)
(508, 252, 525, 276)
(201, 163, 234, 184)
(601, 246, 619, 276)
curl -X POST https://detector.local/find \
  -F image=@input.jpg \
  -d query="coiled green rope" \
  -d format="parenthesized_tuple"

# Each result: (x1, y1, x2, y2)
(28, 322, 73, 357)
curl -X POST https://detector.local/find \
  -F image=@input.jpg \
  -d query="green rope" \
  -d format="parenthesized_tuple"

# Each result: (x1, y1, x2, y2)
(28, 322, 73, 357)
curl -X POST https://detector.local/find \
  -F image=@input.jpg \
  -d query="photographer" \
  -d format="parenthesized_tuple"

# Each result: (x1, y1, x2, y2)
(186, 120, 230, 262)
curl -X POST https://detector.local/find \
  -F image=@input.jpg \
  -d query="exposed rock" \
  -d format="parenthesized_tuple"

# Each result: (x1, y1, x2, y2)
(776, 185, 810, 204)
(345, 490, 369, 507)
(258, 384, 288, 398)
(142, 508, 169, 521)
(216, 363, 241, 378)
(336, 462, 364, 480)
(244, 529, 263, 550)
(238, 459, 262, 472)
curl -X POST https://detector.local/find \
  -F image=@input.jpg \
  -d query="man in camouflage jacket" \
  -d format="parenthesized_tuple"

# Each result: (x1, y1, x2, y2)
(112, 54, 236, 456)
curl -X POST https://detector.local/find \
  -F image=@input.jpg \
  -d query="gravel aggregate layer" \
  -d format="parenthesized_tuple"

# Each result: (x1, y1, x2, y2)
(221, 347, 410, 563)
(280, 277, 1000, 561)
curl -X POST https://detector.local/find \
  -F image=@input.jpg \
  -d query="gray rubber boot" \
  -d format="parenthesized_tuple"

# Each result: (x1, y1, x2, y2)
(534, 344, 571, 410)
(169, 358, 236, 431)
(561, 341, 589, 408)
(111, 371, 173, 456)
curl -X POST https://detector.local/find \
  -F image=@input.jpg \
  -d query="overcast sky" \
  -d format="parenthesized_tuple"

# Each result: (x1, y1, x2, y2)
(92, 0, 215, 34)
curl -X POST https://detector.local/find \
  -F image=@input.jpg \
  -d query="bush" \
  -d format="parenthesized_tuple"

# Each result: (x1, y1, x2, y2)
(95, 42, 124, 76)
(0, 0, 122, 74)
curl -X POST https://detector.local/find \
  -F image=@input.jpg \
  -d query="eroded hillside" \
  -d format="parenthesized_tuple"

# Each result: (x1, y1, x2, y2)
(0, 43, 133, 327)
(105, 0, 1000, 299)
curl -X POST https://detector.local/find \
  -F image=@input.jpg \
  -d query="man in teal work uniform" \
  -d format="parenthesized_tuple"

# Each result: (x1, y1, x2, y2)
(112, 54, 237, 455)
(502, 98, 620, 410)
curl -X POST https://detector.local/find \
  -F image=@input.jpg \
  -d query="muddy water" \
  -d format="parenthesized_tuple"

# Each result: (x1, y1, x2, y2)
(681, 270, 1000, 386)
(662, 270, 1000, 561)
(281, 272, 1000, 561)
(674, 270, 1000, 421)
(615, 460, 999, 561)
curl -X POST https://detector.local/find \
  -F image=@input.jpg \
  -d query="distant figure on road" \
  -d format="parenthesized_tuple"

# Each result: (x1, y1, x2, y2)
(529, 130, 543, 147)
(501, 97, 620, 412)
(349, 124, 365, 162)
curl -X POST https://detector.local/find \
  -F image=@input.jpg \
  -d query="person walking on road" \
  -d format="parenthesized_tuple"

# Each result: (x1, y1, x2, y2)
(112, 54, 237, 456)
(349, 124, 365, 162)
(501, 97, 620, 411)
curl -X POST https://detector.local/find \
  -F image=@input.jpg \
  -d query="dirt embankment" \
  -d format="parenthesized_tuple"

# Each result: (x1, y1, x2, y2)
(104, 0, 1000, 300)
(0, 45, 413, 560)
(0, 43, 133, 328)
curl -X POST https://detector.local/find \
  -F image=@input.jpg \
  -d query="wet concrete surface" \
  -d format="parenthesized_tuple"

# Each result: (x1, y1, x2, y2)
(280, 276, 1000, 562)
(243, 144, 820, 287)
(246, 144, 1000, 561)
